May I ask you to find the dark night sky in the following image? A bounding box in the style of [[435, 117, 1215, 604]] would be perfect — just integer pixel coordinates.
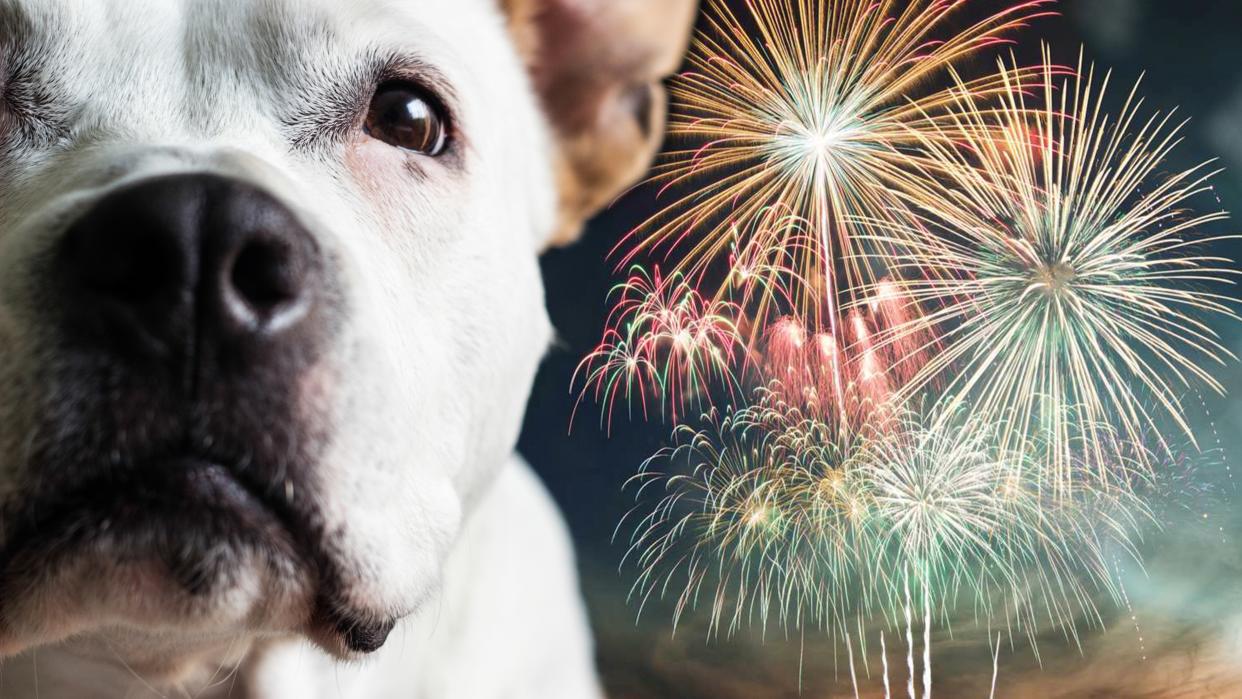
[[518, 2, 1242, 696]]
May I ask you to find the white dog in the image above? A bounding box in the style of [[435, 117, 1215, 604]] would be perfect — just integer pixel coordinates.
[[0, 0, 695, 696]]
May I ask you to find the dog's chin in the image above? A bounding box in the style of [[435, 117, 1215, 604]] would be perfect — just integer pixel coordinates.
[[0, 459, 327, 660]]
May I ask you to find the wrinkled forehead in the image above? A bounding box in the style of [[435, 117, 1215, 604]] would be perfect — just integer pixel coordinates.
[[0, 0, 507, 139]]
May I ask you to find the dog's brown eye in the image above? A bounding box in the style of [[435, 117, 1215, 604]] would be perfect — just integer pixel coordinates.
[[364, 83, 448, 156]]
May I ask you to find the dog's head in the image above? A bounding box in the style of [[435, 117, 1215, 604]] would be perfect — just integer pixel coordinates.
[[0, 0, 693, 678]]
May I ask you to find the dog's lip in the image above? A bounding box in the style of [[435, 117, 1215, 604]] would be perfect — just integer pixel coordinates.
[[0, 457, 308, 574], [0, 456, 401, 656]]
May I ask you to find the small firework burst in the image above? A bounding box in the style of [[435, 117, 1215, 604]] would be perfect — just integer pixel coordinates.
[[861, 52, 1240, 490], [573, 267, 746, 430], [622, 388, 876, 637]]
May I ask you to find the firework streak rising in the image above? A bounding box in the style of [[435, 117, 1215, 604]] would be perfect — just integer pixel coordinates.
[[571, 0, 1240, 692]]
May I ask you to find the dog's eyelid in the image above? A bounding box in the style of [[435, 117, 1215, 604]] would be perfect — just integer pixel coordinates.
[[370, 56, 459, 125]]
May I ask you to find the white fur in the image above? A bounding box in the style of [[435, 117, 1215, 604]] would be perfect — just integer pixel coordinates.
[[0, 0, 599, 695]]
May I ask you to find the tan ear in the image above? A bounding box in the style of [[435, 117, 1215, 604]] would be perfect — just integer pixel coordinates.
[[500, 0, 698, 247]]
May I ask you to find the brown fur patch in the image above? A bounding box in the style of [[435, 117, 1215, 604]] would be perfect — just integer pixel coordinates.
[[500, 0, 698, 247]]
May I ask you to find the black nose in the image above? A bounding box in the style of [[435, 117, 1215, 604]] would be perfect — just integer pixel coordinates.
[[56, 174, 323, 366]]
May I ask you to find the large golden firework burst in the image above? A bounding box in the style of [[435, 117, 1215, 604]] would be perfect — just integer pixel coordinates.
[[619, 0, 1057, 347]]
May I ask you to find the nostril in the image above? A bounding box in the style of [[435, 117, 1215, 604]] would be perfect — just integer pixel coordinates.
[[230, 238, 298, 314]]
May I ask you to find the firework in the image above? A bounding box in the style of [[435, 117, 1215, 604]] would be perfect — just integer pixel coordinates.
[[576, 0, 1242, 690], [861, 52, 1240, 491], [622, 391, 1149, 648], [622, 387, 876, 637], [760, 276, 934, 428], [618, 0, 1057, 348], [862, 407, 1150, 652], [573, 266, 747, 430]]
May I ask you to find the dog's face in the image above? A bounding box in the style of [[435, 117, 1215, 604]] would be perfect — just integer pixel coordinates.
[[0, 0, 693, 679]]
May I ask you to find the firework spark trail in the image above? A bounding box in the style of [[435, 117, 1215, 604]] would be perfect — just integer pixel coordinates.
[[905, 576, 916, 699], [726, 207, 816, 325], [616, 0, 1057, 390], [859, 51, 1241, 491], [881, 630, 892, 699], [846, 631, 861, 699], [923, 578, 932, 699], [863, 408, 1154, 646], [990, 633, 1001, 699]]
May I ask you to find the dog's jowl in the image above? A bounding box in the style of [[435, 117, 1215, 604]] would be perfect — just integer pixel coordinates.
[[0, 0, 694, 697]]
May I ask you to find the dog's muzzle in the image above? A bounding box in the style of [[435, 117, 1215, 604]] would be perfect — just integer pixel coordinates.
[[0, 173, 392, 652]]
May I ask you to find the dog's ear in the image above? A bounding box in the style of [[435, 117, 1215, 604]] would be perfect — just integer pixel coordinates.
[[500, 0, 698, 247]]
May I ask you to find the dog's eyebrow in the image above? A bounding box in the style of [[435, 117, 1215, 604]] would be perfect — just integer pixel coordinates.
[[282, 50, 459, 154], [0, 3, 71, 145], [214, 4, 460, 154]]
